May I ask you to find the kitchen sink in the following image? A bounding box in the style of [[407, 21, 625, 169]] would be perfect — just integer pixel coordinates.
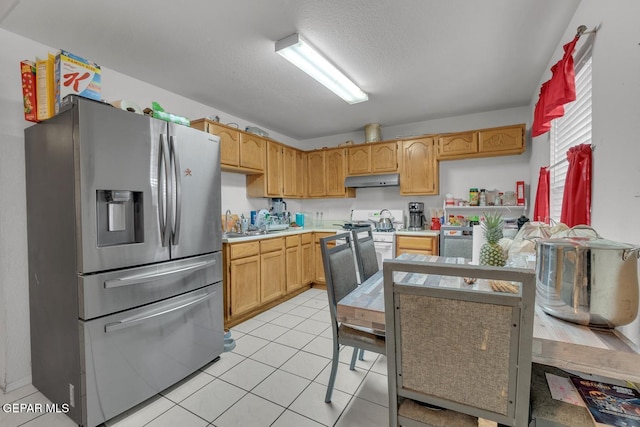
[[222, 230, 268, 239]]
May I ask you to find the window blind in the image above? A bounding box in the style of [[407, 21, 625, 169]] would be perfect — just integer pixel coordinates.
[[549, 55, 592, 222]]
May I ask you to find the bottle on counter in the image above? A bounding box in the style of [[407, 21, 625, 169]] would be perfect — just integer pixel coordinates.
[[479, 189, 486, 206], [469, 188, 479, 206]]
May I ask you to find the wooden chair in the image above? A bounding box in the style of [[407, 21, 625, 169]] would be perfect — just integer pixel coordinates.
[[383, 259, 536, 426], [351, 228, 379, 283], [320, 232, 386, 403]]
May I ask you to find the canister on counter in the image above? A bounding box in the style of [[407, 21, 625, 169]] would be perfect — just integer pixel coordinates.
[[295, 212, 305, 227], [469, 188, 479, 206], [250, 210, 257, 225]]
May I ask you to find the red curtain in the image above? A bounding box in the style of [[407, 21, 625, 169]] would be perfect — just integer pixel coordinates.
[[561, 144, 592, 227], [531, 35, 579, 137], [533, 167, 550, 223]]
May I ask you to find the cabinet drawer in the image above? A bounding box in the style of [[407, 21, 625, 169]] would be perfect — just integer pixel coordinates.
[[260, 237, 284, 253], [397, 236, 434, 250], [301, 233, 312, 245], [285, 235, 300, 248], [314, 232, 335, 244], [229, 242, 259, 259]]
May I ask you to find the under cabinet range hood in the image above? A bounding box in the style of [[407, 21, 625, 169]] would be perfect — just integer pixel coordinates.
[[344, 173, 400, 188]]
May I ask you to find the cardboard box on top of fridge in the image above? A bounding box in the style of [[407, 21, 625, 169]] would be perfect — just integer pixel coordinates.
[[54, 50, 101, 114]]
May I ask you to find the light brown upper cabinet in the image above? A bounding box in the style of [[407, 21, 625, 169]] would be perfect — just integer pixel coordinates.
[[399, 137, 439, 196], [477, 124, 525, 156], [246, 140, 283, 197], [437, 131, 478, 159], [283, 146, 306, 198], [191, 119, 265, 173], [306, 151, 326, 197], [306, 148, 355, 198], [436, 123, 525, 160], [347, 141, 398, 175]]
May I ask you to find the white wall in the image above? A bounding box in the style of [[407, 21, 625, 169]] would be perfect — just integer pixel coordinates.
[[528, 0, 640, 345], [0, 29, 295, 392]]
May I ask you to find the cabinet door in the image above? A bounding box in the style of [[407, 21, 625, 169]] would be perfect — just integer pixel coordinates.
[[371, 142, 398, 173], [347, 145, 371, 175], [478, 124, 525, 155], [438, 132, 478, 159], [229, 255, 260, 317], [209, 122, 240, 167], [266, 141, 283, 196], [283, 146, 297, 197], [260, 249, 285, 303], [314, 242, 326, 284], [307, 151, 326, 197], [295, 150, 307, 197], [192, 120, 240, 168], [301, 242, 314, 285], [396, 236, 438, 256], [239, 133, 265, 171], [400, 138, 439, 195], [285, 245, 301, 292], [325, 148, 347, 197]]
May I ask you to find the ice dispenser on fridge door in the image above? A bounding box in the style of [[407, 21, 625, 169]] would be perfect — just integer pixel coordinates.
[[96, 189, 143, 246]]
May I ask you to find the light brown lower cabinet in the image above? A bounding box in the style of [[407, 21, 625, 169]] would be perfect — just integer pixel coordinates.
[[396, 235, 439, 256], [285, 235, 302, 292], [224, 233, 315, 325], [314, 232, 336, 284], [301, 233, 314, 285]]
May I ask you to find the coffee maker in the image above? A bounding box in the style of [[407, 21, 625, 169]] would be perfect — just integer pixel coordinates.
[[408, 202, 426, 230]]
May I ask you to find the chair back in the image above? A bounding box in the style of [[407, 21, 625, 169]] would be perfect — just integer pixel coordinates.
[[383, 260, 535, 427], [320, 233, 359, 329], [351, 229, 379, 283]]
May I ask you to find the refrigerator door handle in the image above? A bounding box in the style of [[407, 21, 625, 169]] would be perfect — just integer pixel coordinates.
[[104, 290, 214, 333], [169, 135, 182, 245], [158, 134, 172, 247], [103, 259, 216, 289]]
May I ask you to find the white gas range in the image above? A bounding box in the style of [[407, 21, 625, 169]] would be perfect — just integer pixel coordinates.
[[342, 209, 405, 269]]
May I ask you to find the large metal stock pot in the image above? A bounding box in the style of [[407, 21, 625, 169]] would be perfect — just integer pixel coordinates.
[[535, 228, 640, 327]]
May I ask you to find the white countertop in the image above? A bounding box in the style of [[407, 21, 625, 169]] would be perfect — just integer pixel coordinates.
[[222, 227, 341, 243], [223, 227, 440, 243], [395, 230, 440, 237]]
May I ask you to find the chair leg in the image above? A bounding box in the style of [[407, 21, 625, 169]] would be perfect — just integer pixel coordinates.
[[358, 348, 365, 360], [349, 347, 359, 370], [325, 342, 341, 403]]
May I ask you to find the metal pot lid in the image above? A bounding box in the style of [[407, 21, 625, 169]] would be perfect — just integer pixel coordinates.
[[540, 236, 636, 250]]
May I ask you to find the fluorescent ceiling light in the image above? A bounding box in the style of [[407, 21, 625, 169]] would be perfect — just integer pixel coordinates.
[[275, 33, 368, 104]]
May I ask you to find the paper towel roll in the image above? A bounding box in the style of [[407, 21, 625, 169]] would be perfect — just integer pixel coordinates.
[[111, 99, 143, 114], [471, 225, 486, 265]]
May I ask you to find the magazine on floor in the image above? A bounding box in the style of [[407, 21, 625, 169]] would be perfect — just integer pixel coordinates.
[[570, 376, 640, 426]]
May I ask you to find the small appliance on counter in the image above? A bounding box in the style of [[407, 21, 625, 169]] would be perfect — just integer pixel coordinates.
[[408, 201, 427, 230], [269, 198, 290, 226]]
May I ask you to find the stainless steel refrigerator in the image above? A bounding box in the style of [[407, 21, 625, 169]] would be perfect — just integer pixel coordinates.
[[25, 96, 223, 427]]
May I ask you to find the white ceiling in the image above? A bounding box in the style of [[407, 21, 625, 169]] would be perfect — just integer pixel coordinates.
[[1, 0, 581, 140]]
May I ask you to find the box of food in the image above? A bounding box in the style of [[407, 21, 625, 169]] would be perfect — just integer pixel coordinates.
[[20, 60, 38, 122], [54, 50, 101, 114]]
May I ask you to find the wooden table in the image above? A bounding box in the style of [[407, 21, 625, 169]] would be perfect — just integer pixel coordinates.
[[337, 253, 640, 384]]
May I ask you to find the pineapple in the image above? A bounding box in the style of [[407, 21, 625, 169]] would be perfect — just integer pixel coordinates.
[[479, 212, 506, 267]]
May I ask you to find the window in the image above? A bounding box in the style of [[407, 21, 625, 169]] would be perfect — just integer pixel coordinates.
[[549, 45, 592, 223]]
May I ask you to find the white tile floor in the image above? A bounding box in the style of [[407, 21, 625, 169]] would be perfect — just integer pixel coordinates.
[[0, 288, 391, 427]]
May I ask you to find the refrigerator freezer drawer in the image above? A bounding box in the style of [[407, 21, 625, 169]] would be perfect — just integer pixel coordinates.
[[78, 252, 222, 320], [80, 283, 223, 427]]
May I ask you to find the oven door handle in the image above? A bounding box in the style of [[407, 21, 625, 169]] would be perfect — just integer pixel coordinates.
[[104, 290, 213, 333]]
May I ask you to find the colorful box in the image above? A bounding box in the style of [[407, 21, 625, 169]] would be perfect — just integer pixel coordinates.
[[54, 50, 101, 114], [20, 60, 38, 122], [516, 181, 525, 206]]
